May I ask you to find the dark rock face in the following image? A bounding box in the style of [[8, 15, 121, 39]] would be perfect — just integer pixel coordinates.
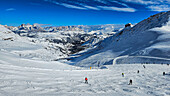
[[125, 23, 132, 27]]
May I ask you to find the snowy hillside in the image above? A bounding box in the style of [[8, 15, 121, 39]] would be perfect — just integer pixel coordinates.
[[2, 23, 123, 61], [0, 47, 170, 96], [0, 51, 170, 95], [0, 25, 68, 61], [71, 11, 170, 67]]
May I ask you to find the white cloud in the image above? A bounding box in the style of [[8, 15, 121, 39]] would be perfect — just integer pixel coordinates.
[[122, 0, 170, 12], [110, 1, 129, 7], [60, 3, 87, 10], [44, 0, 87, 10], [44, 0, 170, 12], [33, 23, 51, 27], [83, 5, 100, 10], [94, 0, 108, 4], [123, 0, 158, 5], [5, 8, 16, 11], [44, 0, 136, 12], [98, 6, 136, 12], [147, 5, 170, 12]]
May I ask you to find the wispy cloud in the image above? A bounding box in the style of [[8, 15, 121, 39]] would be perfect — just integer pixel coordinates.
[[110, 1, 129, 7], [122, 0, 170, 12], [147, 5, 170, 12], [60, 3, 87, 10], [83, 5, 100, 10], [44, 0, 170, 12], [98, 6, 136, 12], [5, 8, 16, 11], [34, 23, 51, 27], [123, 0, 158, 5]]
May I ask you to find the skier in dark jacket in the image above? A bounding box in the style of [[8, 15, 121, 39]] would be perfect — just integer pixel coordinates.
[[129, 79, 132, 85]]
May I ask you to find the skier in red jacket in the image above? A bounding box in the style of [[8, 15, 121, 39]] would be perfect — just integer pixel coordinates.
[[85, 77, 88, 84]]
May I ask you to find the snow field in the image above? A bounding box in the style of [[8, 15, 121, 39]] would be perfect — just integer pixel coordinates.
[[0, 61, 169, 96]]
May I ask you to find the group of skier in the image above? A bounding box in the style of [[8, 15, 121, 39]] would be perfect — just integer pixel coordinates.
[[84, 64, 169, 85]]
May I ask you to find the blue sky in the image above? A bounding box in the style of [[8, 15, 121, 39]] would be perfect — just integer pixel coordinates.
[[0, 0, 169, 26]]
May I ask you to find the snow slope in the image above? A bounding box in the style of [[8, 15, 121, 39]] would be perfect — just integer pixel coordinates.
[[3, 23, 123, 61], [0, 51, 81, 70], [0, 44, 169, 95], [0, 25, 68, 61], [0, 52, 170, 96], [0, 42, 169, 95], [71, 11, 170, 67]]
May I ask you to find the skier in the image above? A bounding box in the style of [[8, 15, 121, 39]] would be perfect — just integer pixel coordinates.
[[85, 77, 88, 84], [163, 72, 165, 76], [122, 73, 124, 77], [98, 62, 100, 68], [143, 65, 146, 68], [129, 79, 132, 85]]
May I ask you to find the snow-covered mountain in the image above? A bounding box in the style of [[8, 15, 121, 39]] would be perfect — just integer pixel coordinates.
[[0, 25, 69, 61], [6, 24, 123, 33], [1, 23, 123, 61], [71, 11, 170, 67]]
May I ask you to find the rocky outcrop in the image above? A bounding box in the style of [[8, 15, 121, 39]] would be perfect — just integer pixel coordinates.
[[125, 23, 132, 27]]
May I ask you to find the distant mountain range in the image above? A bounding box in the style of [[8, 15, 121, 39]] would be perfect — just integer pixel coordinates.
[[5, 24, 123, 33]]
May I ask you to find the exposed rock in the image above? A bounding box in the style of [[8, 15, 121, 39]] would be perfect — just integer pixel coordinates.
[[125, 23, 132, 28]]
